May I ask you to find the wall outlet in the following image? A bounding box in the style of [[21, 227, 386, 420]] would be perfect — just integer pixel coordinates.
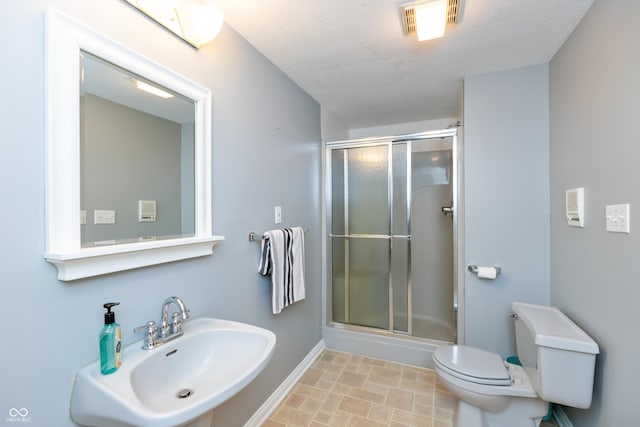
[[605, 204, 630, 233]]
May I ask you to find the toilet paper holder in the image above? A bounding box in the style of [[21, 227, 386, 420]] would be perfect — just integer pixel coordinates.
[[467, 265, 501, 278]]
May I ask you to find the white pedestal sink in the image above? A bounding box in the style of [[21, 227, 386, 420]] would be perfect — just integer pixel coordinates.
[[70, 318, 276, 427]]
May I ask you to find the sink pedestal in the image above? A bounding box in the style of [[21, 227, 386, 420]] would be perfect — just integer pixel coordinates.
[[184, 410, 213, 427]]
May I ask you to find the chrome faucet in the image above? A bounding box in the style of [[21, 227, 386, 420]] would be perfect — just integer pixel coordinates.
[[160, 296, 190, 338], [134, 296, 191, 350]]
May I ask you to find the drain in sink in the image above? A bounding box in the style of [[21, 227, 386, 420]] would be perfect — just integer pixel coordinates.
[[176, 388, 194, 399]]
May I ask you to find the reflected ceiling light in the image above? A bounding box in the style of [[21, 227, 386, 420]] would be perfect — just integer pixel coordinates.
[[125, 0, 224, 48], [134, 80, 175, 98], [401, 0, 460, 42]]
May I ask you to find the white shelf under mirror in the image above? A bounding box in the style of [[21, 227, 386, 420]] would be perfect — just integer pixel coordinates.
[[44, 8, 223, 281]]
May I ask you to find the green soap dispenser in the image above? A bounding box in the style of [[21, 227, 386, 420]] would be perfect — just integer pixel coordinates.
[[100, 302, 122, 375]]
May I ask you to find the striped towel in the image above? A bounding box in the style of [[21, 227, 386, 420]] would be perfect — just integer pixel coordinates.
[[258, 227, 306, 314]]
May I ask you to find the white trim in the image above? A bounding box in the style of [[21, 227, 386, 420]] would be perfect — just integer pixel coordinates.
[[244, 340, 326, 427], [44, 8, 222, 280], [553, 406, 575, 427], [46, 237, 223, 281]]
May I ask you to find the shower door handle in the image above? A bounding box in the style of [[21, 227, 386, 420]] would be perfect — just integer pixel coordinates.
[[441, 205, 454, 215]]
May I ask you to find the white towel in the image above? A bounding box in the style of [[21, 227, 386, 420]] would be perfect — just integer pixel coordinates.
[[258, 227, 306, 314]]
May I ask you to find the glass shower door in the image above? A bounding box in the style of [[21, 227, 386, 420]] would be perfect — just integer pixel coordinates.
[[410, 138, 455, 341], [331, 145, 390, 330], [330, 143, 412, 332]]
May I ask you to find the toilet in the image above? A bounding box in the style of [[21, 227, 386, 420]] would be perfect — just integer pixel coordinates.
[[433, 302, 599, 427]]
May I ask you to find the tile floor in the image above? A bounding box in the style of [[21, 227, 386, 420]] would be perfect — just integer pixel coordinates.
[[263, 350, 456, 427], [263, 349, 558, 427]]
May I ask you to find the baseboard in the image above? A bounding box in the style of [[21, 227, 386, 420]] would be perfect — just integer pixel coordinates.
[[244, 339, 326, 427], [553, 406, 575, 427]]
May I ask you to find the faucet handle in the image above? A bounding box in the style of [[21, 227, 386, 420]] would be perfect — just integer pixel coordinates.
[[171, 312, 183, 334], [134, 321, 157, 349]]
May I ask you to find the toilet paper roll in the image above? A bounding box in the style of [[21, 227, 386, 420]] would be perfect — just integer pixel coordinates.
[[476, 266, 498, 280]]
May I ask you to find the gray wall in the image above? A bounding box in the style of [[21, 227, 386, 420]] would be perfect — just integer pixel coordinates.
[[1, 1, 321, 426], [81, 94, 185, 244], [463, 64, 550, 356], [550, 0, 639, 424]]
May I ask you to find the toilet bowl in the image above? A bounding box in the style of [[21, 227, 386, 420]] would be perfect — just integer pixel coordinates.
[[433, 302, 599, 427], [434, 345, 548, 427]]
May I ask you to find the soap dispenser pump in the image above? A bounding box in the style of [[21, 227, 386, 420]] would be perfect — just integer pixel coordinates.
[[100, 302, 122, 375]]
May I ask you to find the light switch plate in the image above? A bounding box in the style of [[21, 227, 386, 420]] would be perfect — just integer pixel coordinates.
[[275, 206, 282, 224], [605, 204, 630, 233]]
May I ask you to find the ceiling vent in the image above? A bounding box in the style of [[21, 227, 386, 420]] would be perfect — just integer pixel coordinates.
[[401, 0, 460, 36]]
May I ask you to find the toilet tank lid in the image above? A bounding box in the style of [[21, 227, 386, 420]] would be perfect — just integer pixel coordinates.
[[512, 302, 599, 354]]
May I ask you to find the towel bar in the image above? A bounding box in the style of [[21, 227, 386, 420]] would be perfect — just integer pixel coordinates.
[[248, 228, 308, 241]]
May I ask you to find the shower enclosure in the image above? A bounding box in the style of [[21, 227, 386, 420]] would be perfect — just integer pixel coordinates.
[[326, 129, 458, 344]]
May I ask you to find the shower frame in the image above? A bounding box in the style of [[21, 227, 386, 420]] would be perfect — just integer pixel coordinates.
[[324, 128, 463, 345]]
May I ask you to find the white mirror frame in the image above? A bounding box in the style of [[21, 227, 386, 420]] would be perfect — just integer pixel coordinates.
[[44, 8, 223, 281]]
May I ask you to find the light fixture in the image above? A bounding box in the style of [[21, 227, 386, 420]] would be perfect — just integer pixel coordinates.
[[176, 0, 225, 47], [134, 80, 175, 98], [415, 0, 447, 41], [124, 0, 224, 48], [401, 0, 460, 42]]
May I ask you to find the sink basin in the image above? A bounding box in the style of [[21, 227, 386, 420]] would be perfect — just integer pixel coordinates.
[[70, 318, 276, 427]]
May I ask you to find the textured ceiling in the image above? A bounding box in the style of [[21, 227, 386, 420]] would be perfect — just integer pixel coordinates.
[[210, 0, 594, 129]]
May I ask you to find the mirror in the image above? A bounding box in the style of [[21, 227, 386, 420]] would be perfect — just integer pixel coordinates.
[[80, 52, 196, 247], [45, 8, 223, 281]]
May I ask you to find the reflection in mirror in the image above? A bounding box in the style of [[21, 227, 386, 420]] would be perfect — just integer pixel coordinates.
[[79, 52, 195, 247]]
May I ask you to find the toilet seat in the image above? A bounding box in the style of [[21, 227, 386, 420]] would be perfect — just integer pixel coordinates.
[[433, 345, 512, 386]]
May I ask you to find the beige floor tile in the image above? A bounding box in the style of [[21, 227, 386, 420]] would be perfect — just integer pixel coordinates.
[[368, 367, 402, 387], [349, 387, 386, 404], [434, 390, 457, 411], [295, 384, 330, 401], [263, 350, 461, 427], [368, 403, 394, 423], [320, 392, 342, 413], [313, 411, 333, 425], [300, 397, 323, 414], [392, 408, 434, 427], [331, 382, 351, 395], [413, 401, 435, 418], [385, 388, 414, 411], [283, 393, 305, 409], [433, 407, 455, 423], [336, 371, 367, 388], [362, 356, 386, 367], [349, 414, 388, 427], [362, 380, 390, 396], [338, 396, 371, 417], [433, 419, 454, 427], [271, 406, 314, 426], [315, 379, 335, 390], [299, 368, 324, 387], [328, 410, 351, 427]]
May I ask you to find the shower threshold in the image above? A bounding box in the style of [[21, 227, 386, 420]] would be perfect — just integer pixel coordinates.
[[323, 322, 452, 369]]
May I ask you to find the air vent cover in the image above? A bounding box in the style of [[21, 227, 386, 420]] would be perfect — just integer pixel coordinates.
[[401, 0, 460, 35]]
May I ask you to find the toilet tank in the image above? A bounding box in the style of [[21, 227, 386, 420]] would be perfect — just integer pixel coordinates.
[[512, 302, 599, 409]]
